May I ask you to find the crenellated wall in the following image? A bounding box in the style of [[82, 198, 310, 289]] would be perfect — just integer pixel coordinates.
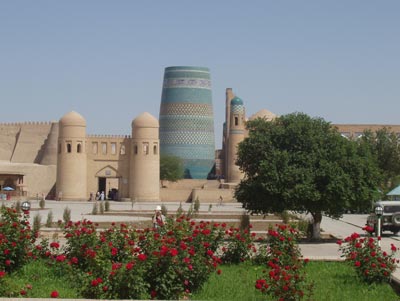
[[0, 121, 54, 163]]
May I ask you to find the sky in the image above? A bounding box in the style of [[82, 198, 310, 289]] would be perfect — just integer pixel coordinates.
[[1, 1, 399, 148]]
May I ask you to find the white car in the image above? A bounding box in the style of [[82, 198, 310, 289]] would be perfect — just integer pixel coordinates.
[[366, 201, 400, 235]]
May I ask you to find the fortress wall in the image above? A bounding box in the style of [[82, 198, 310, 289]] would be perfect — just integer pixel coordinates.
[[333, 124, 400, 138], [0, 162, 56, 198], [0, 122, 53, 163], [191, 188, 235, 203]]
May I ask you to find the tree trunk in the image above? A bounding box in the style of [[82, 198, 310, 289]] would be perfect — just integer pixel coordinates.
[[311, 211, 322, 240]]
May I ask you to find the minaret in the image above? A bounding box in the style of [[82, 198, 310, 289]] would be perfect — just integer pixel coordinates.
[[129, 112, 160, 201], [227, 96, 245, 183], [56, 111, 87, 200], [223, 88, 235, 178]]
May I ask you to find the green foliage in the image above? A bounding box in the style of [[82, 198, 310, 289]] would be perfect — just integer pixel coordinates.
[[14, 200, 21, 213], [235, 113, 381, 239], [104, 200, 110, 212], [99, 202, 104, 214], [194, 197, 200, 215], [254, 224, 313, 300], [0, 207, 36, 272], [32, 213, 41, 235], [63, 207, 71, 223], [176, 202, 184, 217], [220, 226, 254, 264], [208, 204, 212, 212], [359, 128, 400, 195], [161, 203, 168, 216], [160, 154, 184, 185], [239, 212, 250, 232], [45, 210, 53, 227], [338, 230, 397, 283], [39, 198, 45, 209], [91, 203, 98, 215]]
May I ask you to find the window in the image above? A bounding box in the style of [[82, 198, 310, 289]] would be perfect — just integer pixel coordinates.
[[77, 142, 82, 153], [111, 143, 116, 155], [102, 142, 107, 155], [234, 116, 239, 126], [134, 144, 138, 155], [143, 143, 149, 155], [92, 142, 98, 154], [120, 143, 126, 155], [67, 142, 72, 153], [153, 143, 158, 155]]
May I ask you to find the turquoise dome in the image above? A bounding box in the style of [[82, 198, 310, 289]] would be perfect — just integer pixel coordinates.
[[230, 97, 243, 106]]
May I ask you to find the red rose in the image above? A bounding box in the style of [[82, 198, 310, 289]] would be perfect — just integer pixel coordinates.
[[170, 248, 179, 257], [50, 290, 59, 298], [138, 254, 147, 261]]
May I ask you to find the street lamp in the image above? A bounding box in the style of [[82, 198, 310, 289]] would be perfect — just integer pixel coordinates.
[[375, 205, 383, 245], [21, 201, 31, 213]]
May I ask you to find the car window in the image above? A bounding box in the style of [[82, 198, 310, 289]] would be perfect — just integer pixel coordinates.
[[383, 206, 400, 213]]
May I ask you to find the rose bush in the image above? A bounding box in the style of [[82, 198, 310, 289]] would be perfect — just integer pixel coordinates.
[[254, 224, 313, 301], [0, 207, 35, 272], [338, 229, 397, 283], [60, 216, 225, 300]]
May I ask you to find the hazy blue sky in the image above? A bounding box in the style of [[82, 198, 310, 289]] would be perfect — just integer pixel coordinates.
[[1, 1, 399, 148]]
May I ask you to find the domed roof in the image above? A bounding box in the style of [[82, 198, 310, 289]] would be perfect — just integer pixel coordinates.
[[59, 111, 86, 126], [230, 96, 243, 106], [132, 112, 159, 128], [249, 109, 277, 121]]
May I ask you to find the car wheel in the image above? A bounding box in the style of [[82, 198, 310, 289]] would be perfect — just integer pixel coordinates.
[[392, 213, 400, 225]]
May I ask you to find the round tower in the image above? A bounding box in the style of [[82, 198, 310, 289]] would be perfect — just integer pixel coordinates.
[[56, 111, 87, 200], [129, 112, 160, 201], [159, 66, 215, 179], [227, 96, 245, 183]]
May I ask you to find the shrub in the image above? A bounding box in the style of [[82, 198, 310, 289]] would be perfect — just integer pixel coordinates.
[[99, 202, 104, 215], [45, 211, 53, 227], [91, 203, 98, 215], [14, 201, 21, 213], [161, 204, 168, 216], [254, 224, 313, 300], [194, 197, 200, 215], [220, 226, 255, 264], [32, 213, 41, 235], [338, 229, 397, 283], [104, 200, 110, 212], [176, 202, 184, 217], [0, 207, 36, 272], [39, 198, 45, 209], [63, 207, 71, 223], [239, 212, 250, 232]]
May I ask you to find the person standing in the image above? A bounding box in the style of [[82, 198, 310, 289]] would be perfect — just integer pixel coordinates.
[[152, 205, 166, 229], [100, 191, 105, 201]]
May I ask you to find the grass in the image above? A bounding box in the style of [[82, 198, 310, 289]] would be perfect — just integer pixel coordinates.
[[2, 259, 81, 298], [2, 260, 399, 300], [192, 261, 399, 301]]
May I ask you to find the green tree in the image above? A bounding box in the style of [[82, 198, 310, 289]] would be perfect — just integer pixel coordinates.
[[359, 128, 400, 194], [235, 113, 380, 239], [160, 155, 184, 187]]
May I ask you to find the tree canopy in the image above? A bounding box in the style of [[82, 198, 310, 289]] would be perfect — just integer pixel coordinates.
[[359, 128, 400, 194], [235, 113, 381, 239], [160, 155, 184, 186]]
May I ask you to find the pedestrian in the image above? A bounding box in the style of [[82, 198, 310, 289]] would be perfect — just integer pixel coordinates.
[[100, 191, 105, 201], [152, 205, 166, 229]]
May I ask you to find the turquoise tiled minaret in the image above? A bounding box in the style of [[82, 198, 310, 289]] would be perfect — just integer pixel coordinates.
[[159, 66, 215, 179]]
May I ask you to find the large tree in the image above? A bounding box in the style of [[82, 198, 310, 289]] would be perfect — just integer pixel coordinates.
[[359, 128, 400, 194], [235, 113, 381, 239], [160, 155, 184, 187]]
